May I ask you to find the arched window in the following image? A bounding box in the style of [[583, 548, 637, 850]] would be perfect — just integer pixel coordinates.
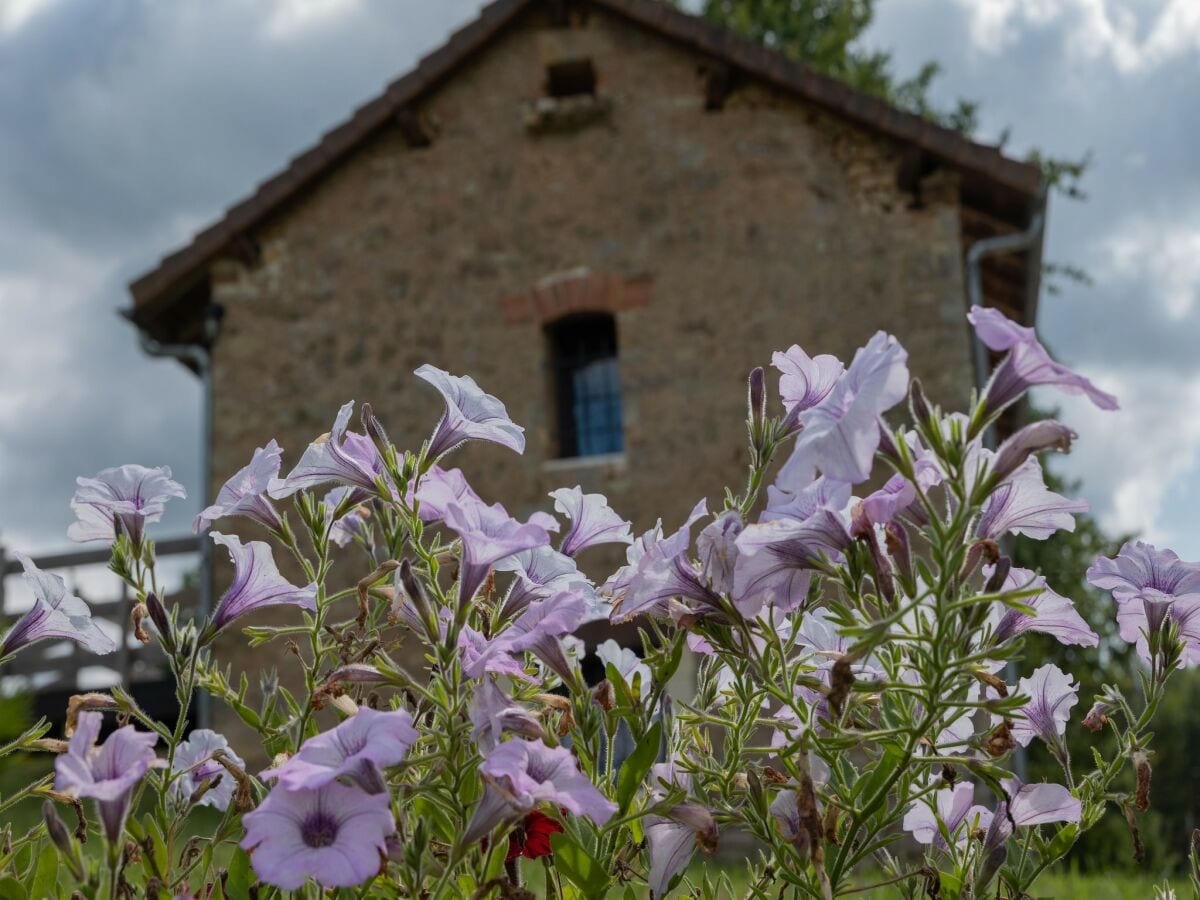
[[547, 313, 624, 458]]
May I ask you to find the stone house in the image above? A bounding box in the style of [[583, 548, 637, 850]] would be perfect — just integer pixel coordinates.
[[125, 0, 1045, 729]]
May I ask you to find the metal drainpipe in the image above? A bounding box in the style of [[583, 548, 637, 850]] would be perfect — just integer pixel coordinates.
[[964, 208, 1045, 782], [137, 306, 221, 728]]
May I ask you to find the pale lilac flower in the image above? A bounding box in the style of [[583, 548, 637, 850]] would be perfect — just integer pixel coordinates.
[[696, 510, 743, 593], [607, 500, 719, 623], [987, 566, 1098, 648], [595, 638, 650, 687], [763, 471, 852, 525], [459, 625, 534, 681], [549, 486, 632, 557], [68, 464, 186, 545], [977, 458, 1088, 541], [980, 778, 1081, 883], [772, 345, 844, 423], [969, 306, 1119, 413], [412, 466, 481, 522], [171, 729, 244, 812], [903, 782, 992, 848], [1115, 591, 1200, 665], [241, 780, 395, 890], [733, 511, 850, 616], [1012, 663, 1078, 750], [268, 401, 384, 499], [791, 331, 909, 483], [322, 487, 372, 548], [444, 498, 550, 606], [205, 533, 317, 639], [55, 712, 160, 844], [1089, 542, 1200, 661], [463, 739, 616, 845], [194, 441, 283, 534], [463, 591, 589, 681], [1086, 541, 1200, 603], [416, 364, 525, 459], [644, 762, 716, 897], [1, 554, 117, 658], [261, 708, 418, 793], [469, 678, 545, 751], [495, 546, 584, 619]]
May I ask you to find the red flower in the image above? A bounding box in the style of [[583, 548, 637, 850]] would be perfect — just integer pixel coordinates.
[[506, 810, 564, 862]]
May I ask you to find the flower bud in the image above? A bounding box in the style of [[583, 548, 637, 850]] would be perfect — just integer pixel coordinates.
[[43, 800, 84, 881], [909, 379, 933, 425], [360, 402, 391, 457], [983, 556, 1012, 594], [992, 420, 1075, 482], [129, 602, 150, 644], [747, 366, 766, 434], [145, 592, 174, 653], [960, 539, 1001, 582]]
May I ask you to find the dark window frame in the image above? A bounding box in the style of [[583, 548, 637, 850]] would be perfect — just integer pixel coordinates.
[[546, 313, 624, 459]]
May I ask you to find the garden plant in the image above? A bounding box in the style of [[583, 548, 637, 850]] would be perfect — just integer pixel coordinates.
[[0, 305, 1195, 899]]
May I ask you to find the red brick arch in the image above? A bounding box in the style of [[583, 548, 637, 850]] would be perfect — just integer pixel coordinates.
[[498, 268, 653, 325]]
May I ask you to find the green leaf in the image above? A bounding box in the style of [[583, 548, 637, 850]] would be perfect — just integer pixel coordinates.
[[29, 843, 57, 900], [0, 877, 27, 900], [225, 847, 253, 898], [550, 831, 610, 899], [1043, 823, 1079, 862], [617, 721, 662, 814], [852, 743, 904, 803]]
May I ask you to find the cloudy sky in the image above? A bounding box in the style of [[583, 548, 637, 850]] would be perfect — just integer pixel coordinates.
[[1, 0, 1197, 570]]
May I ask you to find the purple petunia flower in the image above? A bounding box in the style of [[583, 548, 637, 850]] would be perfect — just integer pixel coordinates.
[[171, 729, 244, 812], [444, 498, 550, 607], [1087, 541, 1200, 602], [463, 739, 616, 845], [55, 711, 160, 844], [987, 566, 1098, 648], [607, 501, 723, 623], [241, 780, 395, 890], [261, 708, 418, 793], [696, 510, 744, 594], [790, 331, 909, 483], [1011, 663, 1078, 750], [645, 762, 717, 897], [903, 782, 993, 848], [322, 487, 372, 548], [733, 511, 850, 616], [469, 678, 545, 751], [549, 486, 633, 557], [969, 306, 1119, 413], [204, 533, 317, 639], [1, 554, 117, 658], [595, 638, 651, 687], [268, 402, 384, 499], [463, 590, 589, 682], [991, 420, 1076, 484], [1088, 542, 1200, 664], [772, 345, 844, 425], [979, 778, 1081, 884], [411, 466, 481, 523], [495, 545, 585, 619], [69, 464, 186, 545], [194, 441, 283, 534], [416, 365, 526, 459], [977, 457, 1088, 541]]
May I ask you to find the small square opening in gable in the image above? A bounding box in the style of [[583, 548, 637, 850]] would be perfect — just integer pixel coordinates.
[[545, 58, 596, 97]]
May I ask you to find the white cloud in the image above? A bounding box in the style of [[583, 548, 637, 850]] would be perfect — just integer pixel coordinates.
[[955, 0, 1200, 73], [1049, 367, 1200, 551], [1103, 214, 1200, 320], [260, 0, 363, 42], [0, 0, 57, 35]]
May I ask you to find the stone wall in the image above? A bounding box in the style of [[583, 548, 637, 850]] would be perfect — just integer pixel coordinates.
[[204, 5, 971, 739]]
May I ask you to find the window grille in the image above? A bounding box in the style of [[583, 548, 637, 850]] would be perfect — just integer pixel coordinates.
[[547, 314, 624, 458]]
